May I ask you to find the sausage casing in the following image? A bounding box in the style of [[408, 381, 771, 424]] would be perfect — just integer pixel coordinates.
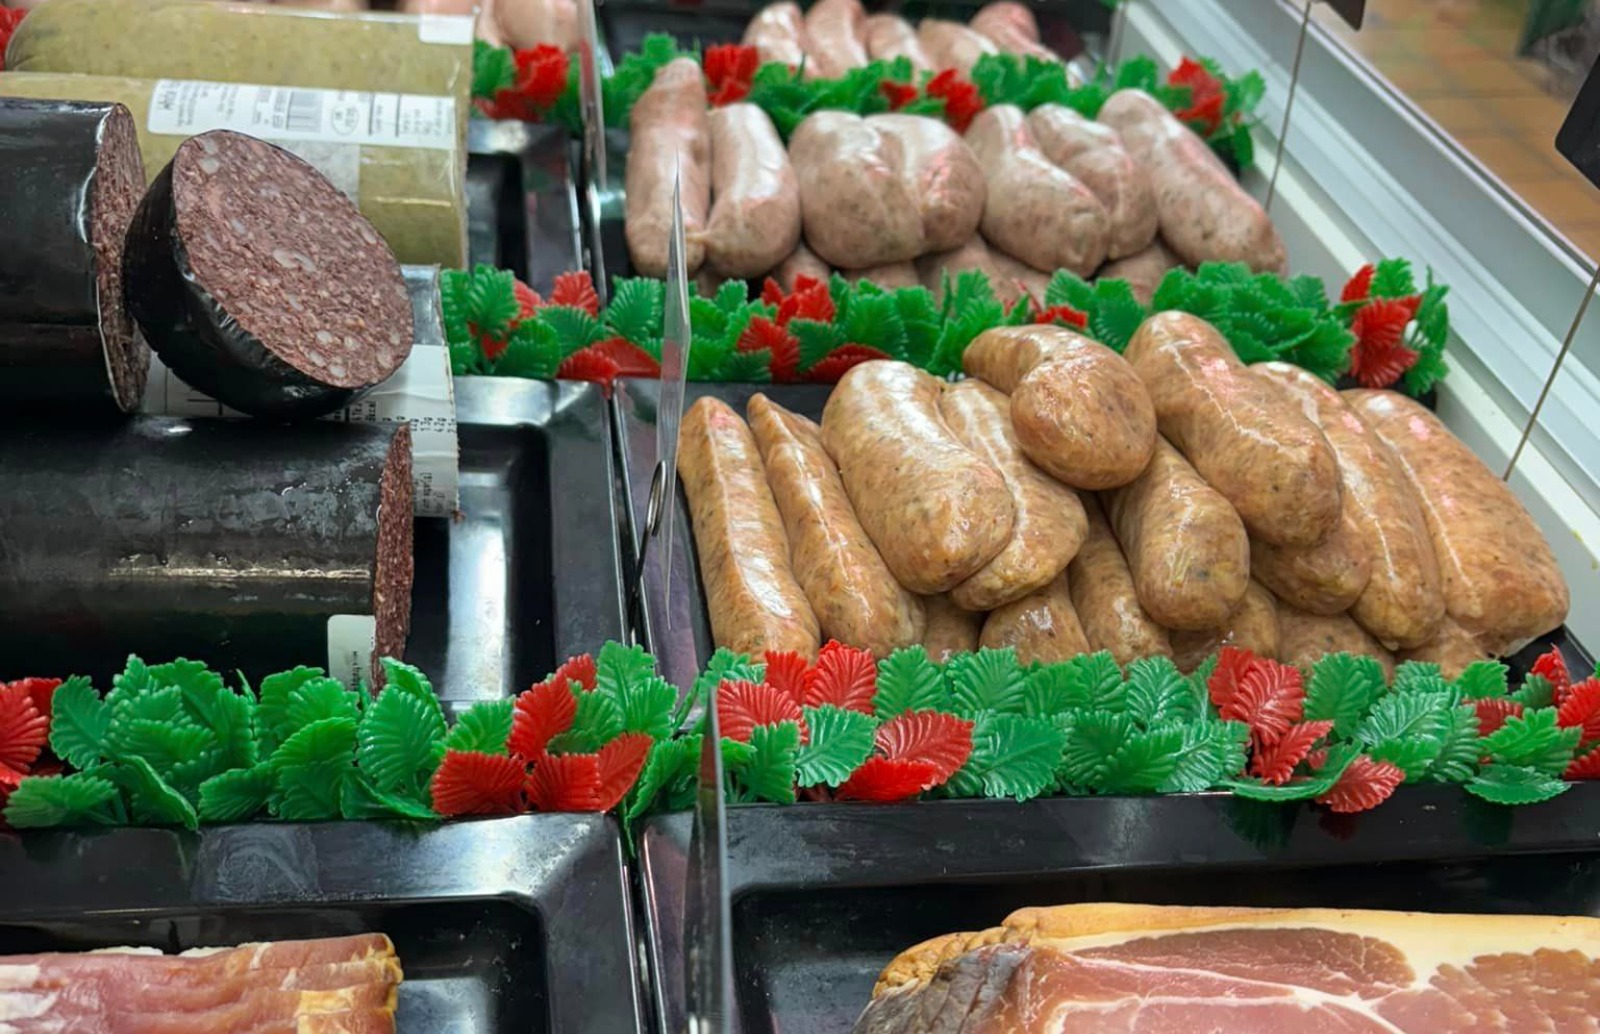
[[748, 393, 925, 657], [1097, 238, 1181, 306], [1345, 389, 1569, 654], [962, 325, 1156, 490], [742, 2, 809, 70], [1396, 615, 1489, 680], [864, 14, 934, 73], [698, 104, 801, 279], [1026, 104, 1158, 260], [1124, 311, 1341, 548], [678, 396, 820, 659], [844, 262, 920, 290], [1104, 436, 1251, 631], [771, 241, 831, 291], [822, 360, 1015, 594], [970, 1, 1063, 62], [1170, 579, 1280, 674], [870, 113, 987, 253], [1277, 602, 1396, 680], [965, 105, 1110, 276], [625, 58, 710, 277], [980, 572, 1092, 664], [917, 18, 999, 74], [802, 0, 869, 78], [921, 594, 983, 663], [941, 380, 1088, 610], [1068, 495, 1173, 666], [791, 111, 923, 268]]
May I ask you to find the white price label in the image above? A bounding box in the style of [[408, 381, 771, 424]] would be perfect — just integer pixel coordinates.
[[148, 79, 456, 151], [327, 614, 379, 691], [417, 13, 475, 45]]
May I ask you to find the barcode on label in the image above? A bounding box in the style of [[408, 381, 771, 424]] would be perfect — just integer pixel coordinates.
[[281, 90, 326, 135]]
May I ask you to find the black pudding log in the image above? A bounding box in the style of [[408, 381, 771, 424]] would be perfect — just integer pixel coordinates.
[[123, 129, 414, 421], [0, 418, 414, 688], [0, 98, 149, 415]]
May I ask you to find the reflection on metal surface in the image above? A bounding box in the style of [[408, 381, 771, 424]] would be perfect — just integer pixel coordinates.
[[1504, 262, 1600, 479], [1264, 0, 1314, 214], [467, 119, 583, 291]]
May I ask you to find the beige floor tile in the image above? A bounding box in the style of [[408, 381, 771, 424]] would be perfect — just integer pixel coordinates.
[[1376, 58, 1463, 97], [1454, 133, 1561, 181], [1444, 58, 1548, 96], [1514, 176, 1600, 222], [1419, 96, 1501, 135]]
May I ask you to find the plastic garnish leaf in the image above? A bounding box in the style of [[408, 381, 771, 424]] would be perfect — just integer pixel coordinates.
[[1315, 754, 1405, 814], [837, 757, 940, 802], [1123, 656, 1194, 727], [795, 706, 876, 788], [874, 647, 948, 719], [1565, 744, 1600, 780], [1223, 659, 1307, 748], [950, 713, 1065, 801], [551, 653, 600, 693], [1100, 725, 1186, 794], [107, 720, 216, 776], [4, 773, 120, 828], [718, 679, 805, 744], [1207, 646, 1256, 710], [430, 750, 526, 817], [106, 655, 154, 709], [693, 650, 765, 709], [624, 737, 701, 823], [596, 733, 654, 811], [110, 756, 198, 830], [1223, 742, 1359, 801], [1512, 674, 1556, 710], [1475, 697, 1524, 737], [445, 698, 515, 755], [0, 681, 48, 774], [807, 344, 891, 384], [606, 277, 666, 351], [527, 753, 603, 811], [1392, 661, 1448, 694], [946, 648, 1028, 717], [1556, 678, 1600, 743], [1424, 705, 1483, 784], [731, 722, 801, 804], [1465, 763, 1571, 806], [255, 666, 326, 755], [198, 764, 275, 823], [272, 760, 353, 822], [549, 271, 600, 316], [1158, 720, 1251, 793], [1057, 711, 1135, 789], [1480, 708, 1581, 776], [1531, 648, 1572, 699], [875, 711, 973, 784], [285, 677, 360, 731], [509, 678, 577, 761], [1454, 660, 1510, 700], [340, 773, 439, 821], [1249, 720, 1333, 785], [549, 689, 625, 753], [1356, 691, 1450, 779], [1303, 653, 1386, 739], [357, 683, 447, 800], [273, 716, 357, 768], [804, 641, 878, 714], [610, 674, 677, 741], [762, 651, 809, 707]]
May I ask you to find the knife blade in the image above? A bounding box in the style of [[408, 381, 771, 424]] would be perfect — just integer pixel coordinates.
[[683, 660, 732, 1034], [577, 0, 609, 306], [655, 161, 692, 630]]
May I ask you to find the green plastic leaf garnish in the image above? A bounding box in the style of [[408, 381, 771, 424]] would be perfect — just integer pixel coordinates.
[[1480, 708, 1580, 776], [444, 698, 515, 754], [1465, 763, 1571, 805], [198, 764, 276, 823], [1303, 653, 1386, 739], [1158, 720, 1251, 793], [4, 773, 121, 828], [1454, 660, 1509, 700], [949, 713, 1065, 801], [946, 648, 1027, 716], [341, 773, 440, 821], [1123, 656, 1194, 727], [733, 722, 801, 804], [108, 756, 198, 830], [357, 688, 447, 800], [796, 706, 876, 788], [49, 676, 109, 769], [874, 647, 948, 719]]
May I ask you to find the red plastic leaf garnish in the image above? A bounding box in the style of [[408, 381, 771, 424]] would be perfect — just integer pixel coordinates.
[[1533, 648, 1573, 702], [1341, 264, 1375, 303], [1249, 720, 1333, 785], [777, 276, 835, 326], [808, 344, 890, 383], [0, 684, 48, 775], [836, 756, 941, 802], [1474, 697, 1524, 738], [1306, 747, 1330, 770], [526, 752, 603, 811], [718, 679, 806, 743], [513, 279, 543, 320], [587, 337, 663, 379], [880, 78, 920, 110], [1556, 677, 1600, 744], [1032, 303, 1089, 330], [1176, 92, 1225, 136], [762, 651, 809, 707], [596, 733, 655, 811], [737, 316, 801, 383], [508, 678, 578, 761], [1565, 744, 1600, 780], [0, 763, 23, 793], [1168, 56, 1226, 135], [550, 654, 598, 692], [760, 277, 786, 308], [6, 678, 61, 720], [557, 346, 623, 390], [477, 326, 510, 362], [1207, 646, 1258, 711], [924, 69, 983, 132], [430, 750, 527, 817], [804, 641, 878, 714], [1316, 754, 1405, 814], [875, 711, 974, 784], [549, 271, 600, 316], [704, 43, 761, 105], [0, 9, 26, 72], [513, 44, 571, 110], [1220, 659, 1306, 748], [1348, 297, 1421, 389]]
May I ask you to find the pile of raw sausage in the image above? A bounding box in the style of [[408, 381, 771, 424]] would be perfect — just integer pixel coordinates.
[[679, 316, 1570, 680], [625, 27, 1285, 308]]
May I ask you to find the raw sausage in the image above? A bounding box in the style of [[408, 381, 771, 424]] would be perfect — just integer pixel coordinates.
[[980, 572, 1092, 664], [821, 360, 1015, 594], [1255, 363, 1443, 645], [697, 104, 801, 278], [1397, 615, 1488, 680], [917, 18, 999, 74], [493, 0, 580, 51], [1278, 603, 1396, 680], [625, 58, 711, 277], [803, 0, 869, 79], [748, 393, 925, 658], [986, 242, 1054, 304], [791, 111, 924, 268], [1170, 579, 1280, 674], [771, 241, 832, 291], [1067, 495, 1173, 666], [870, 113, 987, 253], [922, 594, 983, 663], [1097, 238, 1181, 306], [965, 105, 1110, 276], [679, 396, 821, 660], [865, 14, 934, 73], [1124, 312, 1341, 548], [916, 237, 1043, 308], [941, 380, 1088, 610], [1026, 104, 1158, 260], [962, 325, 1156, 490], [845, 262, 920, 290], [1104, 437, 1251, 631], [970, 1, 1063, 63], [1099, 88, 1287, 274], [742, 2, 809, 70], [1345, 389, 1569, 655]]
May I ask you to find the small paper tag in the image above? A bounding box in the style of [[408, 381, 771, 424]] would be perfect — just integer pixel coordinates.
[[417, 13, 475, 45], [327, 614, 378, 691], [148, 79, 456, 151]]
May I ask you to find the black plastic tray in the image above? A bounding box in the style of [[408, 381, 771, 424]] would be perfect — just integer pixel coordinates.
[[639, 793, 1600, 1034], [468, 120, 584, 293], [0, 814, 645, 1033], [411, 377, 626, 714]]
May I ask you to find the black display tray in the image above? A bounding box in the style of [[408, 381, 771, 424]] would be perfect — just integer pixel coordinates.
[[640, 792, 1600, 1034], [467, 119, 584, 292], [411, 377, 626, 715], [0, 814, 644, 1034]]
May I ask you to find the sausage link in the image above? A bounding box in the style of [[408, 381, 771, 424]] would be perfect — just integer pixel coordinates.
[[970, 1, 1063, 63], [1170, 579, 1280, 674], [1098, 88, 1286, 274], [1125, 311, 1341, 547], [964, 105, 1109, 276], [697, 104, 801, 279], [980, 572, 1092, 664], [821, 360, 1015, 593], [844, 262, 920, 290], [941, 380, 1088, 610], [1345, 389, 1569, 655], [1277, 603, 1396, 680], [870, 113, 987, 253], [986, 241, 1054, 304], [1026, 104, 1158, 260], [624, 59, 710, 277], [1104, 436, 1251, 631], [865, 14, 934, 73], [962, 325, 1156, 490], [742, 2, 809, 70], [803, 0, 869, 78], [771, 240, 831, 291], [1254, 363, 1442, 645], [748, 393, 925, 657], [791, 111, 923, 268], [1396, 615, 1489, 680], [1097, 238, 1180, 306], [1068, 495, 1173, 666], [918, 18, 1000, 74], [922, 593, 983, 663], [678, 396, 820, 659]]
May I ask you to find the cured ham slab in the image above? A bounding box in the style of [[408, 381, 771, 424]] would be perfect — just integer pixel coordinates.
[[855, 903, 1600, 1033], [0, 933, 400, 1033]]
